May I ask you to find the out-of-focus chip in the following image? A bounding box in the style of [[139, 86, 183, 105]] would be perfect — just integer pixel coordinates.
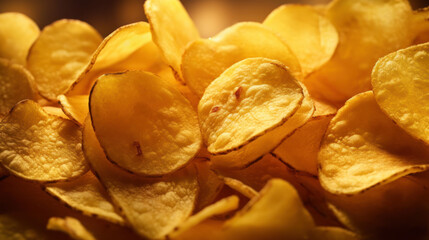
[[47, 217, 95, 240], [82, 117, 199, 239], [220, 177, 258, 199], [144, 0, 200, 81], [27, 19, 101, 100], [263, 4, 338, 76], [0, 100, 88, 182], [58, 95, 88, 125], [309, 227, 359, 240], [372, 42, 429, 145], [319, 91, 429, 195], [195, 160, 224, 210], [44, 171, 124, 225], [199, 58, 306, 169], [0, 58, 37, 117], [304, 0, 414, 104], [182, 22, 301, 97], [90, 71, 201, 176], [0, 12, 39, 65], [412, 8, 429, 44]]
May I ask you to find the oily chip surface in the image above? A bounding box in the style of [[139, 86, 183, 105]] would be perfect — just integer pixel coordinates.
[[90, 71, 201, 176], [0, 100, 88, 182], [319, 91, 429, 195], [372, 42, 429, 144]]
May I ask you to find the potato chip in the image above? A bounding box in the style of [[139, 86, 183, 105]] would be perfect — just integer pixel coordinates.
[[42, 106, 69, 119], [47, 217, 96, 240], [263, 4, 339, 76], [169, 195, 239, 239], [0, 100, 88, 182], [90, 71, 201, 176], [0, 12, 39, 65], [412, 8, 429, 44], [82, 117, 199, 239], [44, 171, 125, 225], [195, 160, 224, 210], [220, 177, 258, 199], [58, 95, 88, 125], [319, 91, 429, 195], [172, 219, 224, 240], [144, 0, 200, 81], [372, 42, 429, 145], [309, 227, 359, 240], [182, 22, 302, 97], [0, 58, 37, 116], [304, 0, 414, 104]]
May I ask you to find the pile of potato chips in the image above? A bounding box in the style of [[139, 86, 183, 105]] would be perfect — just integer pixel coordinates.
[[0, 0, 428, 239]]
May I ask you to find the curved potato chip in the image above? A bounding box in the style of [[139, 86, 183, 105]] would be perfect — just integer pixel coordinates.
[[319, 91, 429, 195], [0, 12, 39, 65], [27, 19, 102, 100], [47, 217, 96, 240], [303, 0, 414, 104], [220, 177, 258, 199], [42, 106, 69, 119], [90, 71, 201, 176], [58, 95, 89, 125], [195, 160, 224, 210], [82, 117, 199, 239], [263, 4, 339, 76], [0, 100, 88, 182], [144, 0, 200, 81], [0, 58, 37, 116], [44, 171, 124, 225], [372, 42, 429, 145], [309, 227, 359, 240], [182, 22, 301, 97]]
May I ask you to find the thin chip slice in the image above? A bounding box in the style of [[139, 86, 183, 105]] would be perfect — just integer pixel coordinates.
[[83, 117, 199, 239], [372, 42, 429, 144], [0, 58, 37, 116], [47, 217, 95, 240], [44, 171, 125, 225], [309, 227, 359, 240], [220, 177, 258, 199], [58, 95, 89, 125], [90, 71, 201, 176], [319, 91, 429, 195], [42, 106, 69, 119], [195, 160, 224, 211], [182, 22, 301, 97], [27, 19, 102, 100], [263, 4, 339, 76], [169, 195, 239, 239], [0, 12, 39, 65], [221, 179, 315, 239], [0, 100, 88, 182], [144, 0, 200, 81]]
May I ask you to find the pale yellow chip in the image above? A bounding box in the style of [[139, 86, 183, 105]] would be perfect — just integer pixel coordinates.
[[58, 94, 89, 125], [263, 4, 339, 76], [182, 22, 302, 97], [82, 117, 199, 239], [90, 71, 201, 176], [44, 171, 125, 225], [304, 0, 414, 104], [319, 91, 429, 195], [144, 0, 200, 81], [47, 217, 96, 240], [220, 177, 258, 199], [0, 12, 39, 65], [42, 106, 69, 119], [0, 58, 37, 116], [372, 42, 429, 145], [27, 19, 102, 100], [0, 100, 88, 182], [195, 160, 224, 211], [199, 58, 305, 168]]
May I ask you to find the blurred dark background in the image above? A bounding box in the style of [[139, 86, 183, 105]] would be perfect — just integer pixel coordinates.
[[0, 0, 427, 38]]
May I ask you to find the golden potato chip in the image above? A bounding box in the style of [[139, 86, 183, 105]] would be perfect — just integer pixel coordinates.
[[304, 0, 414, 104], [220, 177, 258, 199], [221, 179, 315, 239], [199, 58, 305, 168], [0, 100, 88, 182], [27, 19, 101, 100], [195, 160, 224, 210], [42, 106, 69, 119], [0, 58, 37, 116], [58, 95, 88, 125], [82, 117, 199, 239], [0, 12, 39, 65], [182, 22, 301, 97], [319, 91, 429, 195], [47, 217, 95, 240], [309, 227, 359, 240], [172, 219, 224, 240], [144, 0, 200, 81], [90, 71, 201, 176], [263, 4, 339, 76], [169, 195, 239, 239], [44, 171, 125, 225], [372, 42, 429, 145]]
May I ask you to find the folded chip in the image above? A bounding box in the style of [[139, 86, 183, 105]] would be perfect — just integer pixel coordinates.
[[58, 94, 89, 125], [47, 217, 96, 240], [0, 100, 89, 182]]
